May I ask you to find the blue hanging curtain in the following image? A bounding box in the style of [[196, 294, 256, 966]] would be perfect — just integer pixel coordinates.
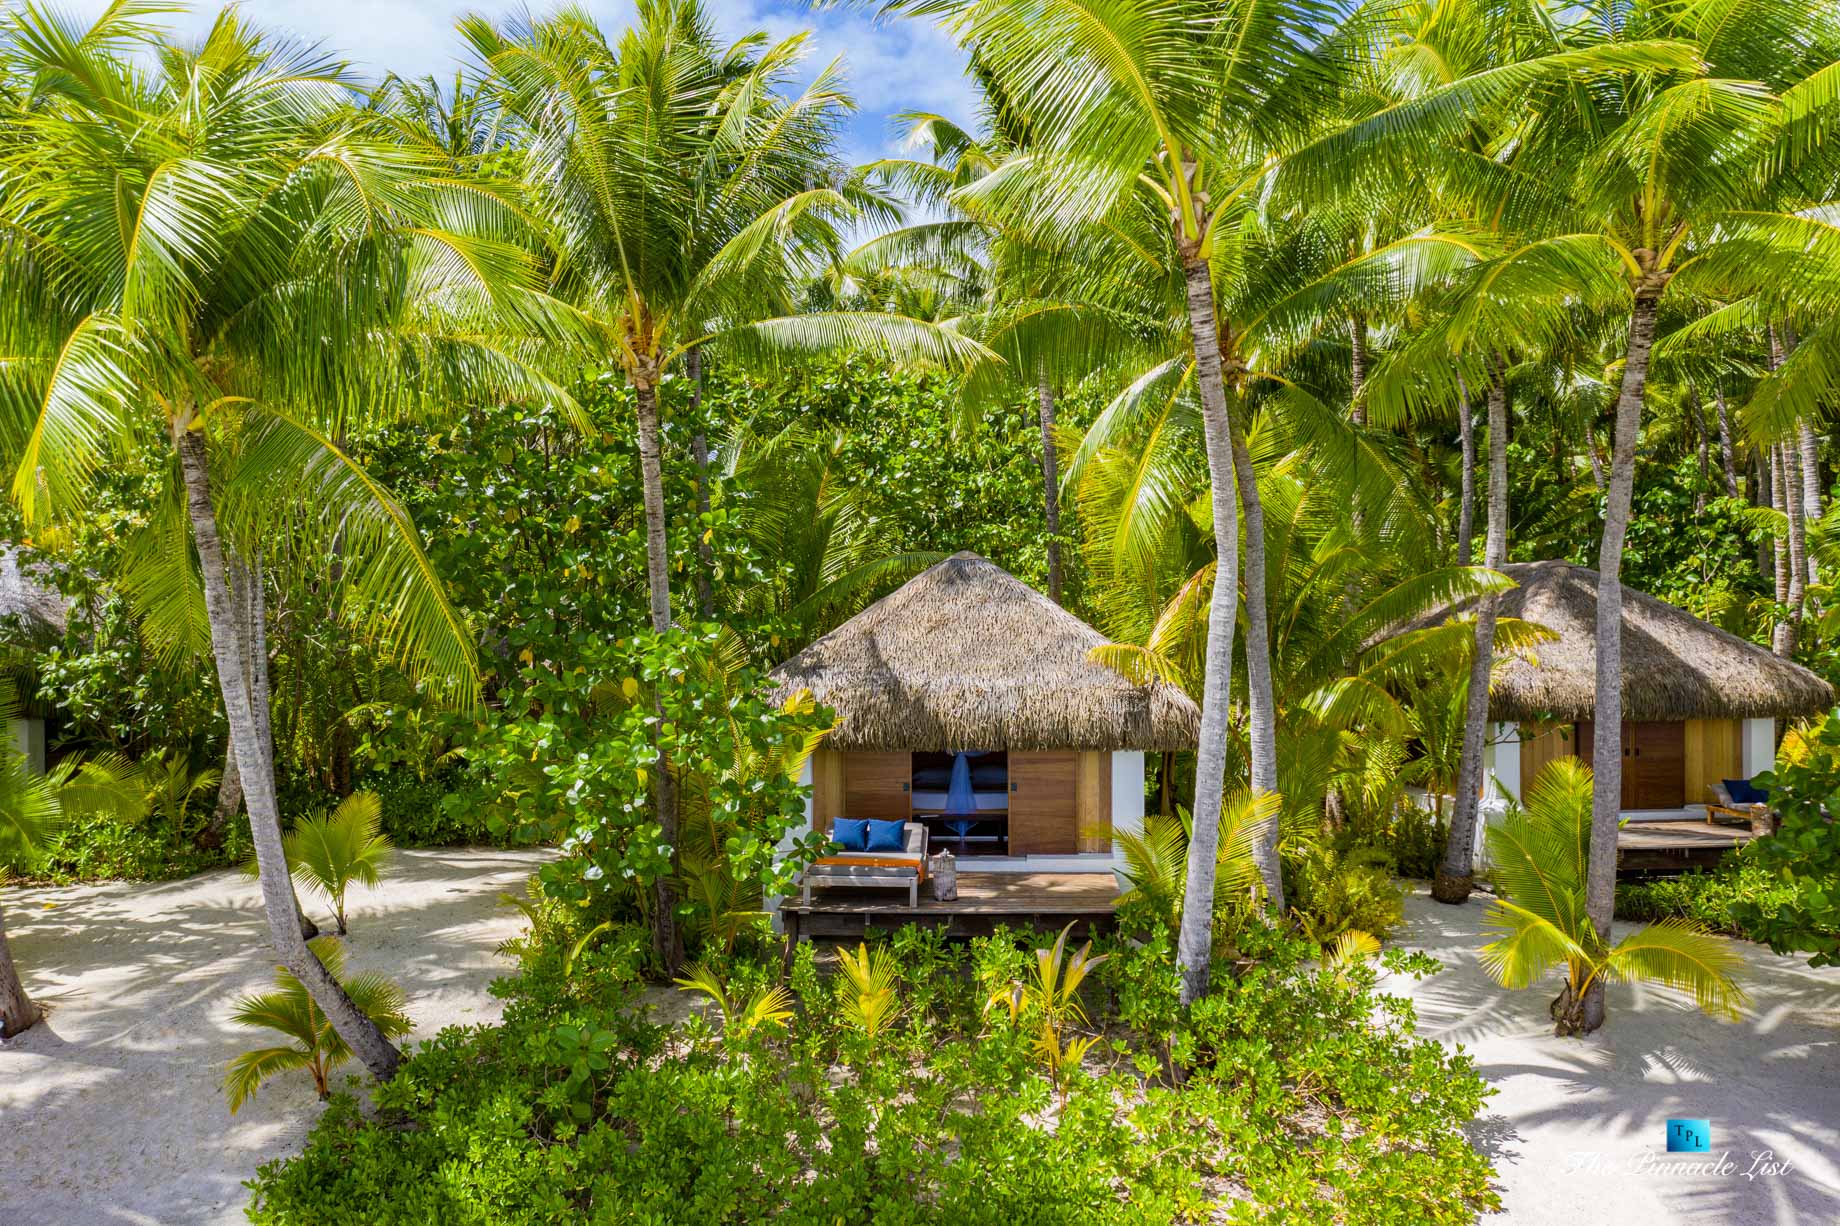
[[944, 751, 977, 816]]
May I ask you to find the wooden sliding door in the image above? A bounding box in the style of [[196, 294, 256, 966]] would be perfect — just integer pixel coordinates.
[[843, 751, 911, 823], [1010, 751, 1080, 854], [1576, 720, 1686, 809]]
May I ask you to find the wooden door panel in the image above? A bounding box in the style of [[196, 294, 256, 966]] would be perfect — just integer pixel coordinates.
[[1627, 721, 1684, 808], [843, 752, 910, 821], [1575, 720, 1684, 809], [1010, 751, 1079, 854]]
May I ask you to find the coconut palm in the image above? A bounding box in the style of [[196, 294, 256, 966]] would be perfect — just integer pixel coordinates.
[[850, 111, 1160, 604], [463, 0, 991, 971], [224, 935, 413, 1111], [1482, 758, 1747, 1035], [279, 791, 392, 936], [0, 5, 555, 1076], [1111, 791, 1277, 938], [869, 0, 1353, 1003]]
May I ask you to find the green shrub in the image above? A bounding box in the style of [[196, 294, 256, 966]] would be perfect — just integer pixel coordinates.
[[367, 768, 502, 847], [1615, 860, 1800, 937], [1345, 802, 1448, 881], [1282, 841, 1406, 942], [35, 806, 249, 883], [248, 911, 1496, 1224]]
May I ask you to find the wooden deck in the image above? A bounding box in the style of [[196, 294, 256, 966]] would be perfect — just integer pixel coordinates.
[[780, 871, 1120, 940], [1616, 819, 1759, 874]]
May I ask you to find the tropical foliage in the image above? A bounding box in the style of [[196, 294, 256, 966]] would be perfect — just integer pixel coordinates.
[[246, 909, 1498, 1224], [274, 792, 392, 936], [1481, 760, 1749, 1035], [225, 936, 412, 1112]]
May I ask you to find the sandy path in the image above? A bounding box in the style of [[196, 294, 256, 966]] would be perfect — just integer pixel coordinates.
[[1388, 889, 1840, 1225], [0, 847, 552, 1226]]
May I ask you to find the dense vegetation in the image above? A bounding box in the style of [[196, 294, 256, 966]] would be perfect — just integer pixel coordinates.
[[246, 902, 1499, 1225], [3, 0, 1840, 1213]]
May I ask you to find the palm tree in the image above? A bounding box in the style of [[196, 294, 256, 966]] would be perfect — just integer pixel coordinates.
[[279, 792, 392, 936], [225, 935, 413, 1111], [1482, 758, 1746, 1035], [872, 0, 1354, 1002], [464, 0, 990, 971], [1436, 364, 1509, 901], [849, 111, 1156, 605], [1, 6, 550, 1076]]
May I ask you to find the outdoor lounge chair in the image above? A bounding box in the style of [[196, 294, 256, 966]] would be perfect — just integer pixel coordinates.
[[800, 822, 929, 907], [1706, 780, 1777, 835]]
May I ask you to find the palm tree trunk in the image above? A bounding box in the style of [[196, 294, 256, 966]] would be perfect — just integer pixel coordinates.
[[1756, 446, 1774, 582], [1776, 441, 1807, 659], [1036, 363, 1064, 605], [1582, 288, 1663, 1035], [1456, 372, 1476, 566], [1349, 311, 1368, 425], [1714, 384, 1740, 498], [687, 348, 717, 620], [0, 895, 41, 1038], [1175, 252, 1242, 1006], [176, 425, 399, 1080], [1799, 420, 1822, 593], [1435, 369, 1508, 904], [1799, 420, 1821, 528], [632, 379, 684, 974], [1227, 413, 1284, 909], [1689, 384, 1708, 515], [1772, 445, 1790, 607]]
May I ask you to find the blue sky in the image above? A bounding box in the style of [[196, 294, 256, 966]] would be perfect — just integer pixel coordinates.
[[56, 0, 979, 167]]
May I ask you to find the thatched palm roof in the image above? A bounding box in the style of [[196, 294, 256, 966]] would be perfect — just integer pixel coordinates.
[[1400, 560, 1833, 722], [768, 552, 1200, 751], [0, 546, 67, 644]]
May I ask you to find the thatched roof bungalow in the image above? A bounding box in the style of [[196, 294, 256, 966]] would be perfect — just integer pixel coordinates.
[[770, 551, 1198, 752], [770, 552, 1196, 868], [0, 546, 67, 645], [1399, 560, 1834, 813]]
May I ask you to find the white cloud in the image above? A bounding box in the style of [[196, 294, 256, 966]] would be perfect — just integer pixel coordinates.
[[43, 0, 975, 160]]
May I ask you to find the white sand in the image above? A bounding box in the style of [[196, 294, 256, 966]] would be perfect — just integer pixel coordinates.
[[1388, 889, 1840, 1225], [0, 847, 552, 1226]]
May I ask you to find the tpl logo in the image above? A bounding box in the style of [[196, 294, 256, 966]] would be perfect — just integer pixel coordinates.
[[1667, 1119, 1711, 1153]]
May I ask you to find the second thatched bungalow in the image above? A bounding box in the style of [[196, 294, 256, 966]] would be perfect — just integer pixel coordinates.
[[1401, 561, 1833, 858], [768, 552, 1198, 886], [1, 545, 66, 774]]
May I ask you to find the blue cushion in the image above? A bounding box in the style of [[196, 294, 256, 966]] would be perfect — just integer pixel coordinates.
[[831, 819, 869, 851], [864, 819, 906, 852], [1724, 778, 1769, 805]]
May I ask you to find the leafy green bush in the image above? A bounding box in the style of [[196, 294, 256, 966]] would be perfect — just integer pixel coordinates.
[[34, 806, 249, 883], [1615, 861, 1800, 936], [1282, 841, 1406, 942], [248, 912, 1496, 1224], [1346, 802, 1449, 881], [1716, 715, 1840, 967], [364, 768, 500, 847]]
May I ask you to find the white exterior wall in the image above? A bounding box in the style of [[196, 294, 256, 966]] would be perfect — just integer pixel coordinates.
[[1109, 750, 1145, 865], [7, 716, 44, 775], [1741, 718, 1776, 779], [766, 757, 817, 931], [1468, 721, 1521, 872]]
